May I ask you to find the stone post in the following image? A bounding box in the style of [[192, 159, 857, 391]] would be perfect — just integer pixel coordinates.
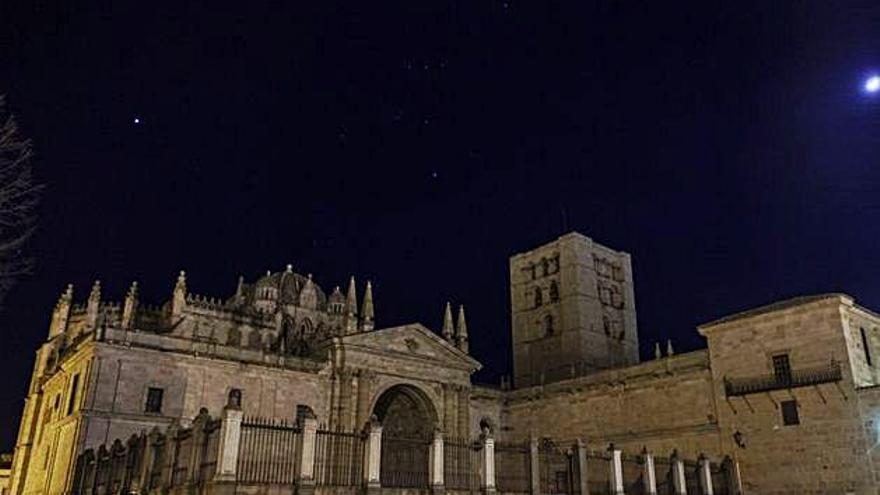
[[529, 436, 540, 495], [608, 444, 624, 495], [641, 448, 657, 495], [575, 440, 590, 495], [363, 417, 383, 495], [481, 430, 497, 494], [297, 414, 319, 495], [160, 421, 180, 488], [186, 408, 210, 485], [214, 403, 243, 482], [698, 454, 714, 495], [429, 428, 445, 495], [721, 456, 743, 495], [671, 451, 687, 495], [136, 428, 163, 492]]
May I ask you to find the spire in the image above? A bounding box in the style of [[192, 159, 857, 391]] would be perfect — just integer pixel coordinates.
[[172, 270, 187, 317], [455, 304, 469, 354], [122, 281, 139, 329], [235, 275, 244, 298], [49, 284, 74, 339], [654, 342, 662, 360], [360, 281, 374, 331], [344, 276, 359, 334], [86, 280, 102, 328], [666, 339, 675, 357], [442, 302, 454, 341]]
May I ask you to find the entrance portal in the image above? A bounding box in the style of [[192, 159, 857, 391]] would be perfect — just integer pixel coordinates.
[[373, 384, 438, 488]]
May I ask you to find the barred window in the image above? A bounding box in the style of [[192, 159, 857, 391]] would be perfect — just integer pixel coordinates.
[[781, 400, 800, 426], [772, 355, 792, 383]]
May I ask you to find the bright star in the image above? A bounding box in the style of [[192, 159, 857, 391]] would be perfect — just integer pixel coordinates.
[[133, 117, 141, 124], [865, 75, 880, 93]]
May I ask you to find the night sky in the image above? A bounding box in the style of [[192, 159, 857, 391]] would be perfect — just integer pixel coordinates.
[[1, 1, 879, 450]]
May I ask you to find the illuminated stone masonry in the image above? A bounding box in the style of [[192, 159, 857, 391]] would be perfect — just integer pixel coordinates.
[[8, 232, 880, 495]]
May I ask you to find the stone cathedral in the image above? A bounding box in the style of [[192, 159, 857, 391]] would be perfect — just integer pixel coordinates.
[[8, 232, 880, 495]]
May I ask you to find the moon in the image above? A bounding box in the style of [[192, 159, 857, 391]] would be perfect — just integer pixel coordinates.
[[865, 75, 880, 93]]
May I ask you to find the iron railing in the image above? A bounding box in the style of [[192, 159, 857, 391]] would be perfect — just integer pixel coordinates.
[[724, 360, 842, 396], [495, 440, 531, 493], [380, 434, 431, 488], [236, 417, 301, 484], [444, 437, 480, 491], [314, 429, 365, 486]]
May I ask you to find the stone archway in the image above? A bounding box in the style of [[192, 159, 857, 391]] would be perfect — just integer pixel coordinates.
[[372, 384, 438, 488]]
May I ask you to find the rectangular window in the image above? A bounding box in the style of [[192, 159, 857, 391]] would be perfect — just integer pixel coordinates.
[[861, 327, 873, 366], [66, 374, 80, 415], [145, 387, 164, 414], [772, 355, 792, 384], [781, 400, 800, 426]]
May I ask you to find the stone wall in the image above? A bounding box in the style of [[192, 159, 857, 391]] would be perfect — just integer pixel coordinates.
[[503, 350, 722, 459], [700, 295, 878, 495]]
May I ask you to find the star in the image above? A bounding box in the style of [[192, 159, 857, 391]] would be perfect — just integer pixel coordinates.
[[431, 171, 438, 179], [133, 117, 141, 124]]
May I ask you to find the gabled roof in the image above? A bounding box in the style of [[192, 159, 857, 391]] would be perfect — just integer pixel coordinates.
[[340, 323, 482, 372]]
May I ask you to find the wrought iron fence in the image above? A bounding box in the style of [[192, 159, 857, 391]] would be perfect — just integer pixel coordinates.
[[495, 440, 531, 493], [653, 456, 673, 495], [724, 359, 842, 396], [621, 452, 644, 495], [236, 416, 301, 484], [71, 412, 222, 495], [585, 450, 611, 495], [711, 461, 731, 495], [538, 438, 576, 495], [380, 434, 430, 488], [683, 460, 700, 494], [315, 429, 365, 486], [444, 436, 480, 491]]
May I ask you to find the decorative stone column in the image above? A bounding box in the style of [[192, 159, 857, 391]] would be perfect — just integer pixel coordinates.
[[214, 402, 243, 482], [297, 414, 319, 495], [160, 421, 180, 488], [442, 384, 456, 436], [671, 451, 687, 495], [641, 448, 657, 495], [481, 429, 497, 494], [429, 428, 445, 495], [608, 444, 624, 495], [363, 417, 383, 495], [575, 440, 590, 495], [529, 436, 540, 495], [355, 370, 375, 430], [698, 454, 714, 495]]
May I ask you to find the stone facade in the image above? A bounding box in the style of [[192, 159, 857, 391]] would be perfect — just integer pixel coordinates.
[[8, 231, 880, 495]]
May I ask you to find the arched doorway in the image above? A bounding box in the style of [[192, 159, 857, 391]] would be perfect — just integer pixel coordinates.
[[372, 384, 438, 488]]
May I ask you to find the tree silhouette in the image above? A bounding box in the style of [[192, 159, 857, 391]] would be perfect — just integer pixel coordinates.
[[0, 95, 41, 309]]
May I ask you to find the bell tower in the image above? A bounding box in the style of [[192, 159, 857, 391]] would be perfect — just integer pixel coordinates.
[[509, 232, 639, 387]]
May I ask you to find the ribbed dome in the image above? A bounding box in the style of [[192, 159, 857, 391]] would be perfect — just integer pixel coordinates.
[[252, 269, 327, 309]]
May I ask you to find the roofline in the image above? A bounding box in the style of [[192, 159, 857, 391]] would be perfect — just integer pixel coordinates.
[[697, 293, 853, 331]]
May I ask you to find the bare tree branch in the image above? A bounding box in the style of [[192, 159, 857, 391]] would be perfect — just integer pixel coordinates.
[[0, 95, 42, 309]]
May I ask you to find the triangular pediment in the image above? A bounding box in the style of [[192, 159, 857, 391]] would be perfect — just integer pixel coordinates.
[[339, 323, 482, 373]]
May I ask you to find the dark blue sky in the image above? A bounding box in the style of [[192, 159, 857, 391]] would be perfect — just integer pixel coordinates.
[[1, 1, 879, 449]]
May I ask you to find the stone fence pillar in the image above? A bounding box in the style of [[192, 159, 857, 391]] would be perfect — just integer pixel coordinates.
[[671, 451, 687, 495], [429, 428, 445, 495], [529, 436, 540, 495], [575, 440, 590, 495], [297, 414, 319, 495], [480, 430, 497, 494], [186, 408, 210, 485], [214, 403, 243, 482], [608, 444, 624, 495], [722, 456, 743, 495], [698, 454, 714, 495], [363, 417, 383, 495], [641, 448, 657, 495]]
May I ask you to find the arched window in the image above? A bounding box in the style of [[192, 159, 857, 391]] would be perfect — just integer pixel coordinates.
[[549, 280, 559, 302]]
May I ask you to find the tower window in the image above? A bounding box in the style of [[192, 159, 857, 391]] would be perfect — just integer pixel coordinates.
[[549, 281, 559, 302], [145, 387, 164, 414], [781, 400, 800, 426], [860, 327, 873, 366], [772, 355, 792, 384], [534, 287, 543, 308], [67, 374, 80, 415]]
